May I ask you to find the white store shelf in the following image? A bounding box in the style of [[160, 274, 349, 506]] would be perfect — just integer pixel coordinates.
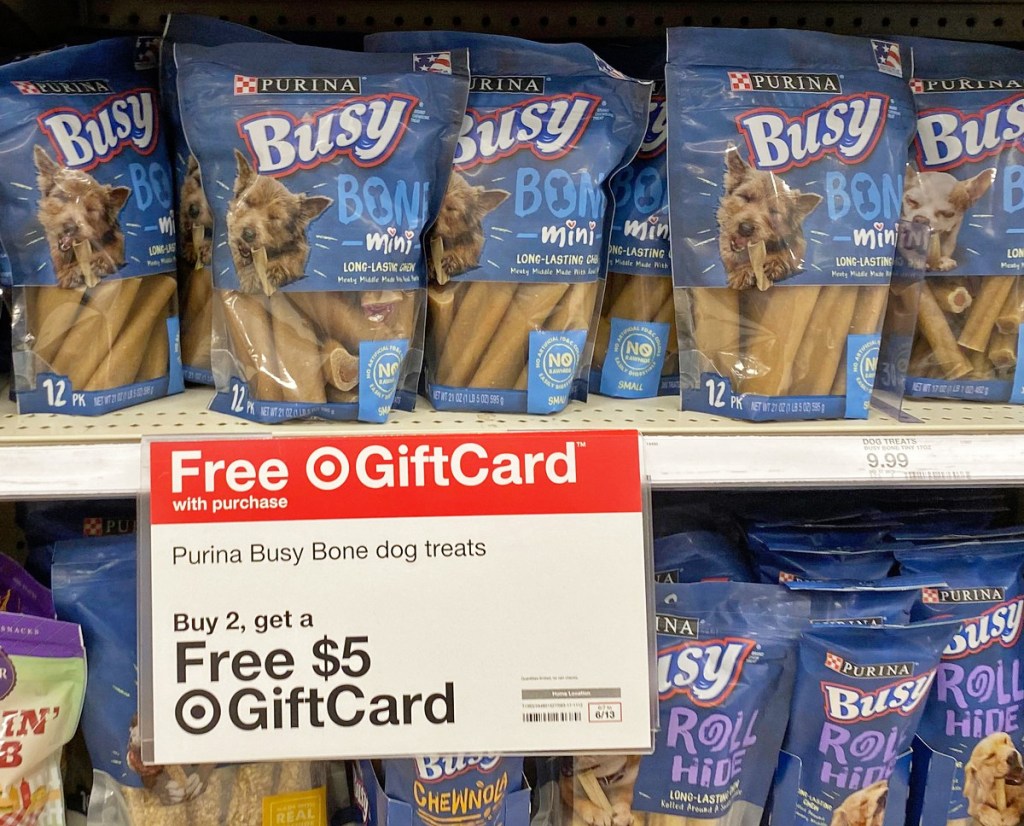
[[2, 385, 1024, 496]]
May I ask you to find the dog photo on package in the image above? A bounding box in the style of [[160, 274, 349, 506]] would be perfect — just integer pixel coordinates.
[[894, 37, 1024, 405], [666, 29, 916, 421], [0, 38, 183, 415], [175, 41, 468, 423]]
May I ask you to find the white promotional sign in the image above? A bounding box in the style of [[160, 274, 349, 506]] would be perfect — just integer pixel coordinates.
[[141, 431, 653, 763]]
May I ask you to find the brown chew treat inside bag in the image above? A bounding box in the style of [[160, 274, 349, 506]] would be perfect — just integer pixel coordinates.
[[688, 287, 741, 380], [435, 281, 518, 387], [958, 275, 1016, 352], [50, 277, 142, 388], [789, 286, 860, 396], [741, 285, 822, 396], [181, 268, 214, 370], [918, 283, 973, 380], [25, 286, 85, 366]]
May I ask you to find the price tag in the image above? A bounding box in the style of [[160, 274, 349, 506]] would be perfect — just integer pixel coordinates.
[[644, 434, 1024, 487], [140, 431, 653, 762]]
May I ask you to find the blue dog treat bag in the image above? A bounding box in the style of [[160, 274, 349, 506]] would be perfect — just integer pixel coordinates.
[[161, 15, 286, 386], [383, 756, 525, 826], [666, 29, 915, 421], [771, 621, 958, 826], [588, 582, 807, 826], [896, 543, 1024, 826], [751, 545, 895, 584], [786, 576, 946, 627], [592, 63, 677, 399], [894, 39, 1024, 404], [367, 32, 650, 414], [0, 38, 183, 415], [653, 530, 755, 583], [176, 41, 469, 423]]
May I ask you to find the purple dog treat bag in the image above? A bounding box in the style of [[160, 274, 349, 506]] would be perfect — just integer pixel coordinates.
[[595, 582, 808, 826], [366, 31, 650, 415], [894, 38, 1024, 404], [176, 41, 468, 423], [896, 543, 1024, 826], [0, 38, 184, 415], [666, 28, 916, 421], [771, 620, 958, 826]]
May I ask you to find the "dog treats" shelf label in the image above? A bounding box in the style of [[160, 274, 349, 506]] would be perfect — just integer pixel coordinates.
[[140, 431, 653, 762]]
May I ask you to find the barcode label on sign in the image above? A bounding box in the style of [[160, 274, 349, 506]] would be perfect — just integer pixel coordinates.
[[523, 711, 582, 723]]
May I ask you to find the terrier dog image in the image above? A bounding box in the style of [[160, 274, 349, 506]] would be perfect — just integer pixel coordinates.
[[964, 731, 1024, 826], [429, 171, 509, 279], [178, 155, 213, 270], [560, 755, 640, 826], [227, 149, 332, 295], [34, 145, 130, 289], [830, 780, 888, 826], [717, 148, 822, 290], [900, 165, 996, 272], [126, 714, 214, 805]]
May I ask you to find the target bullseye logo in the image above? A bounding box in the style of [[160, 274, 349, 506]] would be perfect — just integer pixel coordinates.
[[175, 689, 221, 734]]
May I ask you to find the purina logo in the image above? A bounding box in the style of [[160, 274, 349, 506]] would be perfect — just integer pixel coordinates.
[[923, 586, 1005, 604], [914, 93, 1024, 171], [454, 94, 600, 169], [944, 596, 1023, 660], [13, 79, 112, 95], [656, 614, 699, 639], [658, 637, 755, 706], [728, 71, 842, 94], [469, 76, 546, 94], [825, 652, 914, 679], [237, 93, 419, 175], [234, 75, 362, 95], [910, 77, 1024, 94]]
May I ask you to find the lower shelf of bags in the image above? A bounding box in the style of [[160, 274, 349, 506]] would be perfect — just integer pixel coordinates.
[[1, 383, 1024, 496]]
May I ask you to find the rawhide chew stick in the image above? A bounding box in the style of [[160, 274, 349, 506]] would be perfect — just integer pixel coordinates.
[[427, 283, 458, 353], [327, 386, 359, 403], [430, 235, 447, 285], [50, 276, 142, 387], [967, 348, 995, 379], [287, 292, 364, 352], [688, 287, 741, 380], [544, 281, 599, 332], [988, 329, 1018, 369], [996, 277, 1024, 333], [832, 285, 890, 395], [748, 240, 769, 291], [435, 281, 517, 387], [594, 274, 673, 367], [251, 246, 273, 296], [221, 291, 285, 401], [576, 770, 612, 815], [741, 285, 822, 395], [25, 286, 85, 365], [269, 292, 327, 403], [918, 283, 973, 379], [926, 232, 943, 271], [930, 278, 973, 314], [959, 276, 1016, 352], [83, 275, 176, 390], [192, 226, 206, 271], [470, 283, 570, 389], [997, 777, 1008, 811], [136, 320, 170, 383], [182, 268, 213, 368], [73, 242, 98, 288], [908, 334, 934, 378], [790, 286, 859, 396]]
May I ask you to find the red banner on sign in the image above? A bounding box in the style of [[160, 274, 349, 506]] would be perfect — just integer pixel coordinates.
[[148, 431, 642, 524]]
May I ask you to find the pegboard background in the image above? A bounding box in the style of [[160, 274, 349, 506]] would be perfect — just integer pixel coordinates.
[[2, 0, 1024, 49]]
